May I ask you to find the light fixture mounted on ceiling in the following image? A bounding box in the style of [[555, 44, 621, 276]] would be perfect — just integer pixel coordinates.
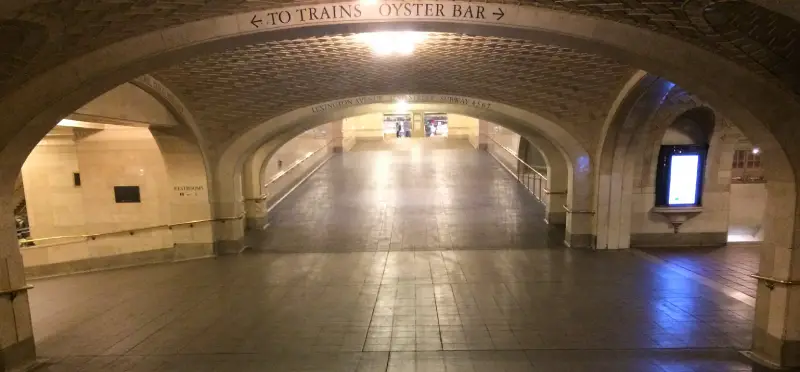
[[394, 99, 410, 113], [353, 32, 429, 56]]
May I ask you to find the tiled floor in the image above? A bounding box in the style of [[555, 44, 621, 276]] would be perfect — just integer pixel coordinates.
[[638, 245, 760, 298], [254, 139, 563, 253], [26, 140, 764, 371]]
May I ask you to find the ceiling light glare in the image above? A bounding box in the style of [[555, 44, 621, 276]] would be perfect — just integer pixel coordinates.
[[752, 147, 761, 155], [360, 0, 377, 5], [394, 99, 410, 113], [354, 32, 429, 56]]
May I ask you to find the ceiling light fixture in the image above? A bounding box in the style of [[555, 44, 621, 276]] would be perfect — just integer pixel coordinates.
[[394, 99, 410, 113], [354, 32, 429, 56], [752, 147, 761, 155]]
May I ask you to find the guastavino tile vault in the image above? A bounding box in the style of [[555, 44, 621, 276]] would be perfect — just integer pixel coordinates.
[[0, 1, 798, 370]]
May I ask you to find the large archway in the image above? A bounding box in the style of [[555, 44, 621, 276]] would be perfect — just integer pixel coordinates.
[[0, 2, 798, 369], [212, 96, 589, 251]]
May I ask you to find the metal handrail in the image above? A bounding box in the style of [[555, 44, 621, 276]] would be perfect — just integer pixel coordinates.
[[245, 140, 333, 201], [750, 273, 799, 289], [18, 213, 245, 248], [0, 285, 34, 298], [484, 135, 547, 181], [563, 204, 594, 214]]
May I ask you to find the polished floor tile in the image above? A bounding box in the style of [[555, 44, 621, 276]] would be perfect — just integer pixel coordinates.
[[639, 245, 759, 298], [257, 139, 562, 253], [26, 140, 764, 371]]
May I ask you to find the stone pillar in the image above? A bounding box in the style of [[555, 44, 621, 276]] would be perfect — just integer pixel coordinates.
[[0, 182, 35, 370], [749, 177, 800, 368], [544, 191, 568, 225], [211, 166, 247, 255], [564, 157, 594, 248], [152, 129, 215, 260], [411, 112, 424, 137], [330, 120, 344, 153], [241, 144, 273, 231], [477, 120, 490, 150]]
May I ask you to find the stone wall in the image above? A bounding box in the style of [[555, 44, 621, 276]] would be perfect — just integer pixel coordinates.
[[262, 126, 333, 207], [343, 113, 384, 139], [19, 125, 211, 277], [729, 182, 767, 241], [486, 124, 521, 172], [628, 106, 737, 248]]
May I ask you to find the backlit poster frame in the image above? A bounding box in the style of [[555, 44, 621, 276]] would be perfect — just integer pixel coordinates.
[[654, 144, 708, 207]]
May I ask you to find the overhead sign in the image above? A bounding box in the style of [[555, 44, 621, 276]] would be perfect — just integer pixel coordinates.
[[310, 95, 493, 113], [243, 1, 515, 30]]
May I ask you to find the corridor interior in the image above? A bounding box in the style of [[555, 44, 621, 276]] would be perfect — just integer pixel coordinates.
[[27, 139, 756, 371]]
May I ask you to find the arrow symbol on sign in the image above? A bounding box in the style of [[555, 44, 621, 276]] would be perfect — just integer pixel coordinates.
[[493, 8, 505, 20], [251, 14, 263, 28]]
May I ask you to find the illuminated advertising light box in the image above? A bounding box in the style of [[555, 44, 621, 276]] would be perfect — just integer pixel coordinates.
[[654, 145, 707, 207]]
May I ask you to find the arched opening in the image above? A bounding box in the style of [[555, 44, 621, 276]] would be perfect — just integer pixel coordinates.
[[0, 3, 798, 369], [215, 97, 589, 253], [237, 111, 565, 253], [16, 82, 214, 278]]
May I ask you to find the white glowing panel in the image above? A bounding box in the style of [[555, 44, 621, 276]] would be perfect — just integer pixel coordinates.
[[668, 154, 700, 205]]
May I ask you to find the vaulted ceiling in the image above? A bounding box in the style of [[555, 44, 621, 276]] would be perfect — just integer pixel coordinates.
[[1, 0, 798, 101], [151, 32, 633, 148]]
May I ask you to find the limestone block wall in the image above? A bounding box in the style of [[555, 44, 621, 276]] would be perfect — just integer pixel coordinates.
[[19, 125, 206, 276], [486, 124, 521, 173], [729, 182, 767, 240], [447, 114, 479, 141], [262, 126, 333, 206], [71, 83, 179, 127], [343, 113, 385, 139]]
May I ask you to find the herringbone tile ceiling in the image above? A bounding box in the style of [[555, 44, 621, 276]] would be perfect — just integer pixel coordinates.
[[151, 33, 633, 146], [0, 0, 798, 98]]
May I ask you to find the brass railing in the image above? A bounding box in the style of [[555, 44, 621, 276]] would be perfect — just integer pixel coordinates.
[[18, 214, 245, 249], [245, 140, 333, 202], [484, 135, 549, 204], [0, 285, 33, 300], [750, 273, 799, 289], [562, 204, 595, 214]]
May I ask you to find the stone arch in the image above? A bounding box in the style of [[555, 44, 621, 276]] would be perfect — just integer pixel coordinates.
[[213, 97, 590, 250], [17, 77, 216, 276], [0, 6, 793, 258], [1, 4, 797, 187], [0, 6, 797, 367], [594, 72, 797, 363], [625, 93, 734, 247]]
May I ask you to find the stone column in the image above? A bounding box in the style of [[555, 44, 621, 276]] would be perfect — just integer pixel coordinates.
[[748, 141, 800, 368], [330, 120, 344, 153], [564, 157, 594, 248], [411, 112, 424, 137], [152, 129, 215, 260], [241, 145, 272, 231], [211, 163, 248, 255], [0, 182, 35, 370], [477, 120, 490, 150]]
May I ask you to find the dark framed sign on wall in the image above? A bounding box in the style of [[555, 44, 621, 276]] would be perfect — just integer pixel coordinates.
[[654, 144, 708, 208], [114, 186, 141, 203]]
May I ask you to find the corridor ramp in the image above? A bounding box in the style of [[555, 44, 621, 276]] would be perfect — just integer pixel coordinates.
[[27, 138, 757, 371], [252, 138, 562, 253]]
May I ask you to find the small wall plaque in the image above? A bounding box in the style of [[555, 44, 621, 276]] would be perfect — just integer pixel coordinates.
[[114, 186, 141, 203]]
